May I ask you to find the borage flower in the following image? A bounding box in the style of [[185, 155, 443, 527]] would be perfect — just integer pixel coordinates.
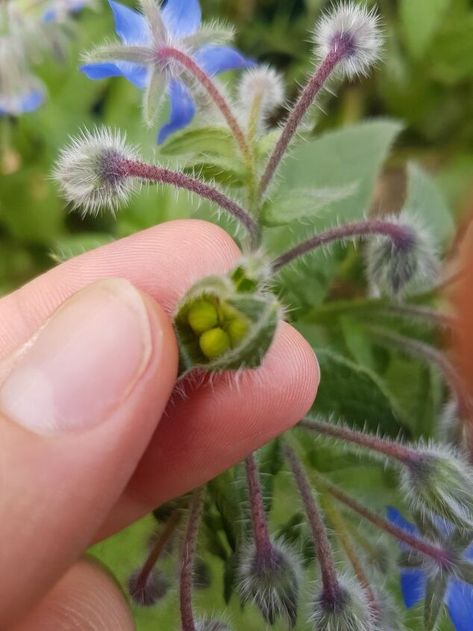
[[387, 507, 473, 631], [81, 0, 253, 143]]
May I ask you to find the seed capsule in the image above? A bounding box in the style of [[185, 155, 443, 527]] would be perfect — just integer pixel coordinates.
[[187, 300, 219, 334], [199, 328, 231, 359]]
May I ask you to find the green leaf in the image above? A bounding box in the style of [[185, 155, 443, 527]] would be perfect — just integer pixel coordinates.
[[400, 0, 451, 59], [404, 163, 454, 246], [311, 349, 408, 436], [159, 126, 238, 159], [275, 120, 403, 229], [261, 183, 358, 227]]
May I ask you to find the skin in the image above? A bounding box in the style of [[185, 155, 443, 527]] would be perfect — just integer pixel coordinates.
[[0, 219, 319, 629]]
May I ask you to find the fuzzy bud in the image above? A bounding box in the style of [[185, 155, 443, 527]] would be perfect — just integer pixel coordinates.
[[238, 66, 285, 126], [53, 127, 139, 215], [238, 541, 300, 627], [365, 213, 438, 296], [314, 2, 382, 78], [174, 254, 281, 375], [311, 577, 375, 631], [127, 568, 169, 607], [402, 445, 473, 530]]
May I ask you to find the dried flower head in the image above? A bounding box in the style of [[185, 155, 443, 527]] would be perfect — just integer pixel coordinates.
[[311, 576, 376, 631], [53, 127, 139, 214], [314, 2, 382, 78], [238, 540, 300, 627]]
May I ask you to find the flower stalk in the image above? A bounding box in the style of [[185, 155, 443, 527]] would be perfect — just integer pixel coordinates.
[[180, 488, 205, 631], [272, 219, 415, 271], [316, 474, 452, 568], [245, 454, 272, 557]]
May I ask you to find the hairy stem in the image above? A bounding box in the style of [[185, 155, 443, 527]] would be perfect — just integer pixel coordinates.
[[135, 510, 181, 594], [316, 475, 452, 568], [283, 444, 341, 603], [245, 454, 272, 557], [180, 488, 205, 631], [272, 219, 414, 271], [259, 46, 348, 198], [300, 417, 420, 465], [158, 46, 250, 161], [123, 159, 259, 246]]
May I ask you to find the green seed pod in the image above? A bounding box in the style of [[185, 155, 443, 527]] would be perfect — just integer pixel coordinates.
[[187, 300, 219, 334], [174, 255, 281, 376]]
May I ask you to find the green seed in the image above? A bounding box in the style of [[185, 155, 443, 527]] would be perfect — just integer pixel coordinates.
[[226, 318, 249, 346], [199, 327, 231, 359], [187, 300, 219, 334]]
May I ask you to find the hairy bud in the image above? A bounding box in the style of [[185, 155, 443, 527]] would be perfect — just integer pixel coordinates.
[[174, 254, 281, 375], [238, 66, 285, 130], [365, 213, 438, 296], [238, 541, 300, 627], [127, 568, 169, 607], [314, 2, 382, 77], [311, 577, 375, 631], [53, 127, 139, 214], [402, 445, 473, 530]]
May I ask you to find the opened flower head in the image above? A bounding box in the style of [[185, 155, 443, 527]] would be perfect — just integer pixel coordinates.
[[81, 0, 253, 143], [387, 507, 473, 631]]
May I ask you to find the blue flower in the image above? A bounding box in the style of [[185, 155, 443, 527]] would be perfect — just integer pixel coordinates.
[[387, 507, 473, 631], [81, 0, 253, 143]]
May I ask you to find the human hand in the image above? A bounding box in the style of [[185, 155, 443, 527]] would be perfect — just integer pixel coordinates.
[[0, 219, 318, 629]]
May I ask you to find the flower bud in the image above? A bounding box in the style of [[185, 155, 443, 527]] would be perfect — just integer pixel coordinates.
[[53, 127, 139, 215], [311, 577, 375, 631], [238, 66, 285, 129], [127, 568, 169, 607], [401, 445, 473, 530], [314, 2, 382, 78], [238, 541, 300, 627], [365, 213, 438, 296], [174, 254, 281, 375]]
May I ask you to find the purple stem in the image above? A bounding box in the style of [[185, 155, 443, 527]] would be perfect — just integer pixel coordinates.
[[283, 444, 341, 603], [158, 46, 250, 160], [319, 476, 452, 568], [180, 488, 204, 631], [245, 454, 272, 558], [272, 219, 414, 271], [123, 159, 259, 245], [259, 45, 349, 198], [299, 418, 420, 465]]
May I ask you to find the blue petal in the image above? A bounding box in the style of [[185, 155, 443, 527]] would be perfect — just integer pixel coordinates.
[[446, 579, 473, 631], [158, 80, 196, 144], [108, 0, 151, 45], [400, 569, 427, 608], [162, 0, 201, 37], [386, 507, 419, 536], [194, 45, 255, 76], [20, 89, 45, 113], [81, 62, 148, 89]]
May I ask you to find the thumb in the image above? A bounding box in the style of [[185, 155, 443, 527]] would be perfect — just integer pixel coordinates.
[[0, 279, 177, 627]]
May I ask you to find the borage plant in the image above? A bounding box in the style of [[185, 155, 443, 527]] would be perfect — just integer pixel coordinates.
[[54, 1, 473, 629]]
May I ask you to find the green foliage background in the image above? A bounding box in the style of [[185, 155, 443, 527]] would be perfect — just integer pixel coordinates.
[[1, 0, 473, 629]]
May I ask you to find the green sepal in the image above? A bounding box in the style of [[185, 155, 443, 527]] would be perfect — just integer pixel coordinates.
[[174, 257, 281, 376], [424, 572, 449, 631]]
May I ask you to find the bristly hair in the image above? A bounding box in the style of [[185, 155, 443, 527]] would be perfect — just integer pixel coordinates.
[[314, 2, 383, 78]]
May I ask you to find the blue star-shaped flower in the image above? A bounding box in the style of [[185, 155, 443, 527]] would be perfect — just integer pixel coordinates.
[[81, 0, 253, 143], [387, 507, 473, 631]]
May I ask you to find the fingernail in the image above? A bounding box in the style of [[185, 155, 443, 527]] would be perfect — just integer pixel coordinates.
[[0, 279, 153, 434]]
